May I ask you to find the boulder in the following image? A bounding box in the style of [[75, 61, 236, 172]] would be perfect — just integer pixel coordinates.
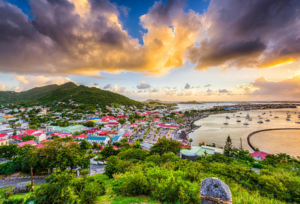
[[12, 182, 28, 194], [200, 177, 232, 204]]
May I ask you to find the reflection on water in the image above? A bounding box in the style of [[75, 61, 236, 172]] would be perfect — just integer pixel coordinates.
[[190, 107, 300, 157]]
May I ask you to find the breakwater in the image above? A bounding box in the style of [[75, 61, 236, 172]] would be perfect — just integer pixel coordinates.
[[247, 128, 300, 151]]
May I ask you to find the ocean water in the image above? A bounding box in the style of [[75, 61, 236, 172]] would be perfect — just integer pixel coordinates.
[[190, 107, 300, 157]]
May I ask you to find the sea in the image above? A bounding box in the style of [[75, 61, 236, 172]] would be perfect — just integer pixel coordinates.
[[178, 103, 300, 157]]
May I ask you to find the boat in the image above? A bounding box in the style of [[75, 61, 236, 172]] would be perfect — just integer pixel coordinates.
[[236, 119, 241, 122], [265, 119, 270, 122], [274, 116, 279, 118], [286, 118, 291, 121], [243, 122, 249, 126], [270, 114, 272, 116], [226, 116, 230, 119], [224, 122, 229, 125], [239, 112, 242, 114], [258, 115, 261, 117], [236, 115, 240, 118], [248, 118, 252, 121], [257, 120, 264, 124]]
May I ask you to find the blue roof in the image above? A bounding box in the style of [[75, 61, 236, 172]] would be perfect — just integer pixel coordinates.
[[87, 136, 107, 141], [85, 117, 100, 121], [112, 136, 120, 141]]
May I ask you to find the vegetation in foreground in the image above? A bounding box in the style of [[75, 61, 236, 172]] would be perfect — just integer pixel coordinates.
[[1, 137, 299, 204]]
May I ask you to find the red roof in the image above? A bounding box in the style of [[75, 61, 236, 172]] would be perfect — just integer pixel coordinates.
[[12, 136, 22, 140], [77, 134, 88, 139], [18, 140, 36, 147], [0, 133, 7, 138], [23, 129, 37, 136], [249, 151, 269, 160], [98, 131, 110, 136], [0, 139, 8, 142], [36, 144, 45, 149]]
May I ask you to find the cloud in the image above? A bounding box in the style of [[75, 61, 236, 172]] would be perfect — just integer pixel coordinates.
[[119, 86, 126, 93], [13, 75, 73, 91], [103, 84, 112, 89], [184, 83, 190, 89], [219, 89, 229, 93], [188, 0, 300, 70], [137, 81, 151, 89], [150, 88, 159, 92], [0, 0, 203, 77], [119, 5, 130, 17], [113, 84, 118, 92], [204, 84, 211, 87], [89, 83, 98, 87], [0, 83, 6, 91], [245, 74, 300, 98]]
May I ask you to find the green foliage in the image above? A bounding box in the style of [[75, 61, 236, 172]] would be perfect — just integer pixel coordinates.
[[21, 135, 36, 142], [224, 135, 232, 157], [104, 156, 119, 178], [0, 161, 15, 174], [100, 145, 120, 160], [150, 137, 181, 155], [118, 148, 148, 161], [80, 140, 91, 150], [84, 121, 95, 127], [112, 170, 149, 196], [0, 144, 18, 159]]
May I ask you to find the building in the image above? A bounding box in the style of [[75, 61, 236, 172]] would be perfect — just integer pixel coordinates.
[[0, 139, 8, 146], [180, 146, 224, 161], [111, 136, 122, 143], [18, 140, 36, 147], [249, 151, 269, 161], [87, 136, 110, 145]]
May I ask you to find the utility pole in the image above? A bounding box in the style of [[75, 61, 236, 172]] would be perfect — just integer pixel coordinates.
[[240, 138, 243, 150]]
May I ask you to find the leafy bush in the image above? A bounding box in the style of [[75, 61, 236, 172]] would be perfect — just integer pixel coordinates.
[[0, 161, 15, 175], [2, 198, 25, 204], [112, 171, 149, 196]]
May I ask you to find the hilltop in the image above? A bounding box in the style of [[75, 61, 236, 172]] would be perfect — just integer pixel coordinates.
[[0, 82, 141, 107]]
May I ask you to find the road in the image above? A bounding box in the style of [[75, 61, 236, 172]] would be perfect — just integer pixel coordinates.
[[0, 165, 106, 188]]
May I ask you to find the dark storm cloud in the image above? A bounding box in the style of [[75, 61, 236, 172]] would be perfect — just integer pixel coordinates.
[[137, 82, 151, 89], [188, 0, 300, 69], [147, 0, 185, 25], [103, 84, 111, 89], [184, 83, 190, 89], [219, 89, 229, 93]]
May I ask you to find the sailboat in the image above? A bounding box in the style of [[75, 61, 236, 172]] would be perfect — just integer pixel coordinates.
[[265, 115, 270, 122], [257, 120, 264, 124], [224, 118, 229, 125]]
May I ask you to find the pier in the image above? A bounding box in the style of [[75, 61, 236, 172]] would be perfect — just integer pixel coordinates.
[[247, 128, 300, 151]]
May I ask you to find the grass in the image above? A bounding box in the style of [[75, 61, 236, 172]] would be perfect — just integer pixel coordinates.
[[0, 184, 41, 203]]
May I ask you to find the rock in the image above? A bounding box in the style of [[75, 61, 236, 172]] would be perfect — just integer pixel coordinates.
[[200, 177, 232, 204], [12, 182, 28, 194]]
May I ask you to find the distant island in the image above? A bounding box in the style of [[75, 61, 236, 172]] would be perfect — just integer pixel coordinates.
[[179, 100, 203, 104]]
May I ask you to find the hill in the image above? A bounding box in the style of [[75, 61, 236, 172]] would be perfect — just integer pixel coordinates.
[[0, 82, 141, 107]]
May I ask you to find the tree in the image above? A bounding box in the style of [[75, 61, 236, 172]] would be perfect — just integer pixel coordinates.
[[13, 128, 17, 136], [224, 135, 233, 157], [80, 140, 91, 150], [84, 121, 95, 127], [29, 124, 38, 130], [150, 137, 181, 155], [189, 138, 193, 145], [22, 135, 36, 142], [100, 145, 119, 160]]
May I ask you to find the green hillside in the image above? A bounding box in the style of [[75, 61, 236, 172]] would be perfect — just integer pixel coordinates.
[[0, 82, 141, 107]]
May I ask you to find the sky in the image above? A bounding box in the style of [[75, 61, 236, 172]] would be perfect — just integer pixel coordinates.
[[0, 0, 300, 101]]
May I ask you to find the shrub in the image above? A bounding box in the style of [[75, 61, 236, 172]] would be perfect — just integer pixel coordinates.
[[112, 171, 149, 196]]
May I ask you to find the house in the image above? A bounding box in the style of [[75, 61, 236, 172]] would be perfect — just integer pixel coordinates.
[[18, 140, 36, 147], [76, 134, 89, 140], [0, 133, 8, 140], [249, 151, 269, 161], [180, 146, 224, 161], [0, 139, 8, 146], [111, 136, 122, 143], [87, 136, 110, 145]]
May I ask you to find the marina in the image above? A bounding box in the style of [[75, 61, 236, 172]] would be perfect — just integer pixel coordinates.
[[190, 106, 300, 157]]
